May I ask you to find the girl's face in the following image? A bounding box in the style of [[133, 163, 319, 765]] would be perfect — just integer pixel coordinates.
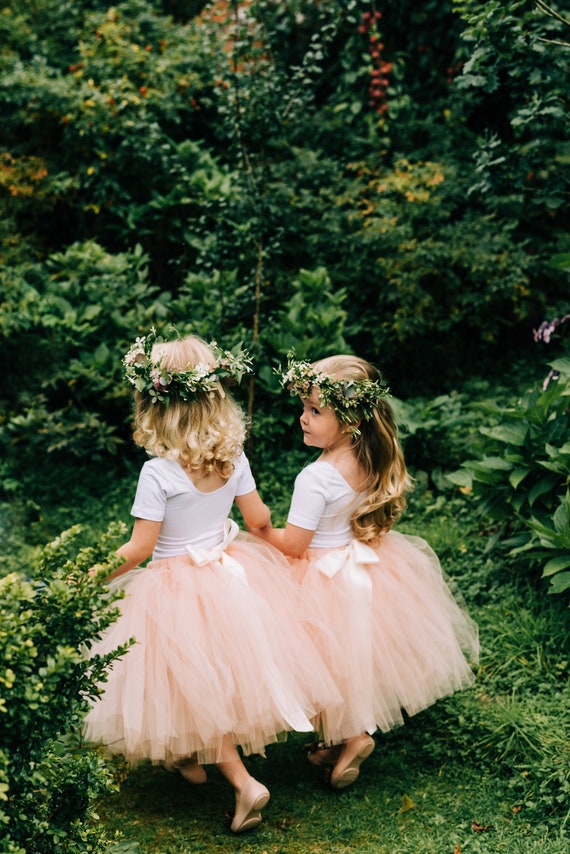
[[299, 388, 345, 450]]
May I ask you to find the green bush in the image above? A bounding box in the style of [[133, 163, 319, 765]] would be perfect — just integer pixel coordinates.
[[0, 523, 129, 853], [0, 0, 215, 269], [447, 354, 570, 595], [453, 0, 569, 222], [0, 240, 162, 464], [1, 0, 568, 406]]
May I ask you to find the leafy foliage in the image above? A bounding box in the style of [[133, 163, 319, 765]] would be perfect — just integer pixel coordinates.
[[2, 0, 567, 416], [453, 0, 569, 217], [0, 240, 160, 465], [447, 351, 570, 594], [0, 524, 129, 853], [1, 0, 568, 553]]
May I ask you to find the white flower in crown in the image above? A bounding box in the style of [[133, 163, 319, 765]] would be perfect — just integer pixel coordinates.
[[124, 338, 147, 367], [343, 382, 357, 399], [194, 363, 211, 379]]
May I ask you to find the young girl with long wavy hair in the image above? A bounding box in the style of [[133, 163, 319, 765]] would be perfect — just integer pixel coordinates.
[[84, 331, 339, 833], [254, 352, 479, 790]]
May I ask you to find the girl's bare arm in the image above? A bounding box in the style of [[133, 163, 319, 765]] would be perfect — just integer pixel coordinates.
[[107, 518, 161, 580]]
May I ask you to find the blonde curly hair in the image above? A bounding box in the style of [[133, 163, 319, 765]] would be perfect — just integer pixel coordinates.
[[312, 354, 412, 542], [132, 335, 247, 479]]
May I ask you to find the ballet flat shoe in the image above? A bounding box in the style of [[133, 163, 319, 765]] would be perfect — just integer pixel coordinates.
[[330, 735, 375, 790], [164, 757, 207, 785], [230, 777, 270, 834]]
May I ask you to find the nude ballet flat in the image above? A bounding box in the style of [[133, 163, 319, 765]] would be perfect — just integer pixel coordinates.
[[330, 735, 375, 790], [230, 777, 270, 834], [164, 756, 207, 785]]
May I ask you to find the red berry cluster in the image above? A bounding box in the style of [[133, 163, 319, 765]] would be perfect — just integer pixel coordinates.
[[358, 10, 392, 116], [446, 61, 463, 85]]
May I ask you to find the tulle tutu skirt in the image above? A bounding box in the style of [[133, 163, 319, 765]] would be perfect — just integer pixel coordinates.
[[84, 533, 341, 765], [290, 531, 479, 745]]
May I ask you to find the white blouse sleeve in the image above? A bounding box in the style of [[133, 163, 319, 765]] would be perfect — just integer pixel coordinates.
[[287, 465, 327, 531], [131, 462, 167, 522], [235, 453, 257, 496]]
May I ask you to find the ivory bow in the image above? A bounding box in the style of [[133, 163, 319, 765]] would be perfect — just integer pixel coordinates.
[[185, 519, 248, 585], [313, 539, 379, 589], [315, 540, 379, 578]]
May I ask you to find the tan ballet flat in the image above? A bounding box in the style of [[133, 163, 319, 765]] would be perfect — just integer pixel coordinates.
[[330, 735, 375, 790], [230, 777, 270, 833]]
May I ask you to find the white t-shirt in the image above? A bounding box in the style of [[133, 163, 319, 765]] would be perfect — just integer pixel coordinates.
[[287, 461, 361, 548], [131, 453, 256, 559]]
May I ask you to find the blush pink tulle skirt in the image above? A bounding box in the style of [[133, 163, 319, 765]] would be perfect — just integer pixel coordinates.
[[289, 531, 479, 746], [84, 533, 341, 765]]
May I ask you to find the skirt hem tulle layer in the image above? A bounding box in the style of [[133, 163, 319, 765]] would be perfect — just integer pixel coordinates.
[[291, 530, 479, 745], [84, 529, 478, 762]]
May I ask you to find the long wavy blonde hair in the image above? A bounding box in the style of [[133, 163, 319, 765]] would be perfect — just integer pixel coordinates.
[[132, 335, 247, 478], [312, 354, 412, 542]]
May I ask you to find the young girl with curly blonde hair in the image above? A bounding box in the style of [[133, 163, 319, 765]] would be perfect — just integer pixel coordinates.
[[84, 331, 339, 833]]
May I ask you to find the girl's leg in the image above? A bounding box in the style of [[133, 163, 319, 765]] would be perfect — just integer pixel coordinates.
[[306, 741, 343, 768], [216, 735, 270, 834], [164, 754, 207, 784]]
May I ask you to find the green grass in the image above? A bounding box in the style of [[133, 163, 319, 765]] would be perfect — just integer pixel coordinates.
[[99, 726, 568, 853], [5, 456, 568, 853], [92, 488, 570, 853]]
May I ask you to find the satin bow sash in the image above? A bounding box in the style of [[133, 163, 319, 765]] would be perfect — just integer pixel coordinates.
[[314, 539, 378, 734], [313, 539, 378, 594], [185, 519, 248, 585]]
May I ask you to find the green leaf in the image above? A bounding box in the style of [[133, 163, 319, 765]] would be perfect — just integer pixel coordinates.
[[509, 467, 531, 488], [548, 252, 570, 270], [512, 493, 526, 512], [109, 843, 141, 853], [473, 456, 512, 471], [528, 476, 559, 506], [548, 571, 570, 594], [549, 357, 570, 375], [480, 423, 527, 446], [445, 469, 473, 487], [553, 500, 570, 534], [542, 555, 570, 577]]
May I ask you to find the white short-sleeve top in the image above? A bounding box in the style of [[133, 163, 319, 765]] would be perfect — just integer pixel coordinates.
[[287, 460, 361, 548], [131, 452, 256, 559]]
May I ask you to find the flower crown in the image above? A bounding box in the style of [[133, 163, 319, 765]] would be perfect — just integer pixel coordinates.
[[123, 328, 253, 405], [277, 351, 390, 427]]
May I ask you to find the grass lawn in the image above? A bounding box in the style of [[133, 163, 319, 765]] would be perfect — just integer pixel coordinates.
[[5, 461, 567, 853], [93, 491, 569, 854], [99, 723, 568, 853]]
